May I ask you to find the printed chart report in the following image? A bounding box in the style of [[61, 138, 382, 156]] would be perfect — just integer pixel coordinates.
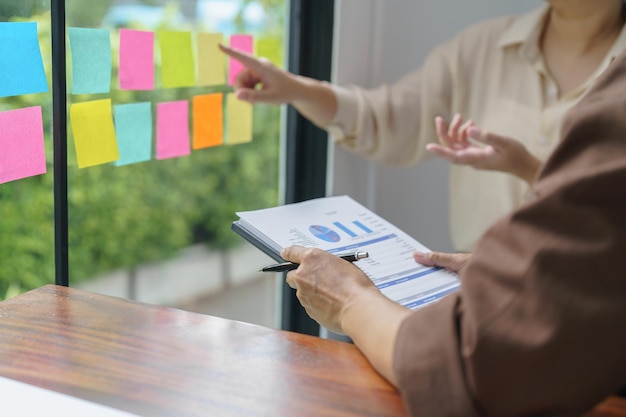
[[232, 195, 460, 309]]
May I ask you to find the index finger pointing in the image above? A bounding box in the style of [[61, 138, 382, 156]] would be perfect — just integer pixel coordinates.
[[218, 43, 264, 71]]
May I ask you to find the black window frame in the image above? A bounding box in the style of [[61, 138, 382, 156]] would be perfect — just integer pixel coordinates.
[[282, 0, 334, 335]]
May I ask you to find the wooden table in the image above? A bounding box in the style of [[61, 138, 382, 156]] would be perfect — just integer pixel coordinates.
[[0, 285, 623, 417], [0, 285, 406, 417]]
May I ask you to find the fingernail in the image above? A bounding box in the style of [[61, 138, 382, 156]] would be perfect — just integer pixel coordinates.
[[238, 91, 249, 101], [468, 127, 481, 138]]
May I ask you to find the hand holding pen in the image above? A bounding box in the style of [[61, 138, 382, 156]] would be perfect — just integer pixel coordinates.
[[260, 251, 369, 272]]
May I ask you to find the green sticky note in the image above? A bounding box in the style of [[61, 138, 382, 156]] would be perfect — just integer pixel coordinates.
[[256, 38, 283, 68], [158, 30, 195, 88]]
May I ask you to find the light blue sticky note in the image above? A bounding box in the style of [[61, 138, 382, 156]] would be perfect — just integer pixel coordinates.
[[0, 22, 48, 98], [69, 27, 112, 95], [113, 102, 153, 166]]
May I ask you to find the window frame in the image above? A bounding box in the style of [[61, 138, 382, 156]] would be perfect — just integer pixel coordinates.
[[282, 0, 334, 335]]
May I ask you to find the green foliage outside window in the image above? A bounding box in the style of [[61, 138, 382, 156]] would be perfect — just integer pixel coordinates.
[[0, 0, 285, 298]]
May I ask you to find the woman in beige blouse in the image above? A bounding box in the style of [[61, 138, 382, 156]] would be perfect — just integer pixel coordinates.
[[221, 0, 626, 253]]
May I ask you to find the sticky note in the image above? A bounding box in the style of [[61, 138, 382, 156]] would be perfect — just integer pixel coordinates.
[[228, 34, 253, 86], [68, 28, 112, 95], [0, 106, 46, 184], [196, 33, 226, 86], [156, 101, 191, 160], [158, 31, 195, 88], [119, 29, 155, 90], [256, 38, 283, 67], [193, 94, 223, 149], [0, 22, 48, 98], [226, 94, 252, 145], [113, 102, 153, 166], [70, 99, 119, 168]]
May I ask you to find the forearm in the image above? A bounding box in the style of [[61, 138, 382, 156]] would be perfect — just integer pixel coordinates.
[[340, 288, 412, 386], [290, 75, 338, 127], [511, 152, 542, 185]]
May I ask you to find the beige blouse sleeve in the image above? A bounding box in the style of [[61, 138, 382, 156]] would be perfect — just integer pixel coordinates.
[[393, 50, 626, 417], [323, 41, 458, 166]]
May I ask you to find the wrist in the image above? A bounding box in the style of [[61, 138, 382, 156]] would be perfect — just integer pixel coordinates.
[[511, 152, 541, 185], [289, 75, 337, 126], [289, 74, 316, 105], [520, 154, 541, 184], [339, 287, 381, 336]]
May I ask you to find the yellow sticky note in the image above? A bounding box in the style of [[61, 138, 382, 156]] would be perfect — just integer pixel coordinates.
[[159, 30, 195, 88], [70, 99, 119, 168], [197, 33, 226, 86], [255, 38, 283, 68], [226, 94, 252, 145]]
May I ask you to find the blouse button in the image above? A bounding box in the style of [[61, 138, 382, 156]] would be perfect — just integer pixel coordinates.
[[548, 86, 558, 98]]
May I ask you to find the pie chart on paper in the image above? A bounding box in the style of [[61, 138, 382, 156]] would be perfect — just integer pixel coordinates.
[[309, 225, 341, 243]]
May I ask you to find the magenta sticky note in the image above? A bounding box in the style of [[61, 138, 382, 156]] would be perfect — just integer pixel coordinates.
[[228, 34, 253, 85], [119, 29, 155, 90], [0, 106, 46, 184], [156, 101, 191, 160]]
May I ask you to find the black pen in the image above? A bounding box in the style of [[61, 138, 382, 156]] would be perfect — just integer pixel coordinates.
[[260, 251, 369, 272]]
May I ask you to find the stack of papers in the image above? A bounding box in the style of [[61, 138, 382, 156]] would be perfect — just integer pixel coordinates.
[[232, 195, 460, 309]]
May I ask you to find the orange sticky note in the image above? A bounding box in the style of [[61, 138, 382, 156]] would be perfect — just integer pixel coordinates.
[[226, 93, 252, 145], [70, 99, 119, 168], [193, 93, 223, 149]]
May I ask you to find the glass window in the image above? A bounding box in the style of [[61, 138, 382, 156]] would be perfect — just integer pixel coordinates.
[[0, 0, 54, 300], [65, 0, 286, 328]]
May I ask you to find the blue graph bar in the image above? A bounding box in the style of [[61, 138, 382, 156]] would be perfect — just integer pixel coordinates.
[[353, 220, 373, 234], [333, 221, 357, 237]]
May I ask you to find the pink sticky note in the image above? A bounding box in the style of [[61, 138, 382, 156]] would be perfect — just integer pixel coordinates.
[[228, 34, 253, 86], [0, 106, 46, 184], [156, 101, 190, 160], [119, 29, 155, 90]]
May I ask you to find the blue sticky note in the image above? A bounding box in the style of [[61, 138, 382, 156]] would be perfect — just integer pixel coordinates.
[[69, 28, 112, 94], [0, 22, 48, 98], [113, 102, 153, 166]]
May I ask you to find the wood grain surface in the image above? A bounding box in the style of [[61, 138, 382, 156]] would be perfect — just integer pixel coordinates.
[[0, 285, 623, 417], [0, 285, 406, 417]]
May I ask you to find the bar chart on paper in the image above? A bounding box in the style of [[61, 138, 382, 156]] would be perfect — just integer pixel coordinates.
[[234, 195, 461, 309]]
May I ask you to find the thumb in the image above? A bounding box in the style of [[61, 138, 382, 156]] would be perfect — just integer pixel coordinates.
[[413, 251, 468, 273], [280, 245, 306, 263], [468, 127, 509, 149]]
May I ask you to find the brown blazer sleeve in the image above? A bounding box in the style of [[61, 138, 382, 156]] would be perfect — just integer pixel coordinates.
[[393, 50, 626, 417]]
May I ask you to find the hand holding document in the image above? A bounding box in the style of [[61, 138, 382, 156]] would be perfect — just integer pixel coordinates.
[[232, 195, 460, 310]]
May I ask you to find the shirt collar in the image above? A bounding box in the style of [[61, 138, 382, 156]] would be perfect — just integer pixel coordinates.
[[606, 19, 626, 63], [497, 5, 626, 79], [497, 5, 550, 65]]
